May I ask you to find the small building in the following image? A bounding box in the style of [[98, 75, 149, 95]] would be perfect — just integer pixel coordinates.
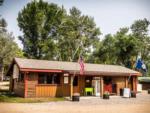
[[138, 77, 150, 90], [6, 58, 141, 98]]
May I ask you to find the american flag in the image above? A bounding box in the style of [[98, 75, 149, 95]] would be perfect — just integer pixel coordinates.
[[78, 56, 84, 75]]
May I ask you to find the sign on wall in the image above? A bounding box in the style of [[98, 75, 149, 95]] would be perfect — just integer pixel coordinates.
[[64, 73, 69, 84]]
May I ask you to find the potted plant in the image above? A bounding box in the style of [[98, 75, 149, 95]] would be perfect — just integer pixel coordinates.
[[103, 91, 110, 99]]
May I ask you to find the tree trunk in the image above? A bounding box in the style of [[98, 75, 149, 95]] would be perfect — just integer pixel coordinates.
[[0, 58, 4, 81], [1, 67, 4, 81]]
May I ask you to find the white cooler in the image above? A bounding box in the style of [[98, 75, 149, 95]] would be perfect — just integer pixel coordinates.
[[123, 88, 130, 98]]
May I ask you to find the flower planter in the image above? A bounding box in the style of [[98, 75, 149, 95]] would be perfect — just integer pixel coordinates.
[[103, 94, 109, 99], [130, 91, 136, 98]]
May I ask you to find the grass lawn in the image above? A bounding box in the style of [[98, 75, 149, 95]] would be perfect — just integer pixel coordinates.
[[0, 90, 65, 103]]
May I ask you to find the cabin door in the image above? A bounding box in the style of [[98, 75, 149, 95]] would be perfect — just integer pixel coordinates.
[[92, 78, 100, 96], [95, 80, 100, 96]]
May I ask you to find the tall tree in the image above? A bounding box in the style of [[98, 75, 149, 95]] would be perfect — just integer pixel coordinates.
[[92, 34, 116, 64], [93, 27, 139, 68], [0, 17, 7, 32], [131, 18, 150, 75], [18, 0, 66, 59], [56, 7, 101, 61], [114, 28, 139, 67], [0, 18, 23, 81], [18, 1, 101, 61], [0, 0, 4, 6], [131, 18, 150, 60]]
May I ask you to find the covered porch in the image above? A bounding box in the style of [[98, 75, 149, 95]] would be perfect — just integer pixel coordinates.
[[34, 72, 138, 98], [71, 75, 138, 97]]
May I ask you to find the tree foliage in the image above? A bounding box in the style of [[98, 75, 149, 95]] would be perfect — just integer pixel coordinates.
[[17, 0, 150, 76], [93, 34, 116, 64], [18, 0, 66, 59], [130, 18, 150, 75], [56, 7, 100, 61], [93, 19, 150, 76], [94, 28, 139, 67], [18, 1, 100, 61], [0, 18, 7, 32], [130, 18, 150, 61], [0, 18, 24, 80]]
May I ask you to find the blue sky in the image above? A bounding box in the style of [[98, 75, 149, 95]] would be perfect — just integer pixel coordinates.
[[0, 0, 150, 48]]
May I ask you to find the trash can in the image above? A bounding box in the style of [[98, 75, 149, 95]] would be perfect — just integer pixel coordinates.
[[148, 89, 150, 94], [120, 88, 123, 96], [130, 91, 136, 98], [72, 93, 80, 101]]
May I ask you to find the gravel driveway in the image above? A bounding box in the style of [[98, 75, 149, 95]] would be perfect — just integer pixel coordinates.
[[0, 91, 150, 113]]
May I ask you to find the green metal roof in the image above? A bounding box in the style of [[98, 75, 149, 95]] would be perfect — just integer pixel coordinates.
[[138, 77, 150, 83]]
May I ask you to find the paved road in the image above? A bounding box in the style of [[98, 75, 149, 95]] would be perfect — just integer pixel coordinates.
[[0, 91, 150, 113]]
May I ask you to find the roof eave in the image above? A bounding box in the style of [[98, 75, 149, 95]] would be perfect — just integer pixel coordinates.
[[66, 70, 141, 76], [20, 68, 63, 73]]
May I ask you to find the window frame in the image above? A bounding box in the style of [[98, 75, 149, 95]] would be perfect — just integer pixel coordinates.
[[18, 72, 24, 83], [38, 73, 61, 85]]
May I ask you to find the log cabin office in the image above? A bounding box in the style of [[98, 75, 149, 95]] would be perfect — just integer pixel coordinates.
[[6, 58, 141, 98]]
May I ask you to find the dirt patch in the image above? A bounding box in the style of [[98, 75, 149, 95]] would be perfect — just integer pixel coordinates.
[[0, 102, 149, 113]]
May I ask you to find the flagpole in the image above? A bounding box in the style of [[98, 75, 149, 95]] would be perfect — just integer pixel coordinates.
[[70, 40, 83, 99], [70, 23, 85, 100]]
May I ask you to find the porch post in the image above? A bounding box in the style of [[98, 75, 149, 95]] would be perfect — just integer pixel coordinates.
[[70, 75, 73, 99], [125, 76, 128, 88], [133, 76, 137, 92], [24, 72, 28, 98], [100, 77, 104, 97], [135, 76, 137, 93]]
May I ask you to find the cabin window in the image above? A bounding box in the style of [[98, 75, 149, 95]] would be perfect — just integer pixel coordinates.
[[18, 72, 24, 82], [38, 73, 60, 84], [28, 73, 36, 81], [73, 76, 78, 86], [38, 74, 47, 84], [53, 74, 60, 84]]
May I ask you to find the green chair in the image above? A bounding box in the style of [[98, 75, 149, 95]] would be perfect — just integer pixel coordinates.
[[85, 87, 94, 96]]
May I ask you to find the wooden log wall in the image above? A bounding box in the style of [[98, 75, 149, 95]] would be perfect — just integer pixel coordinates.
[[112, 77, 126, 95], [14, 80, 24, 97], [36, 85, 62, 97], [19, 72, 136, 97], [26, 73, 38, 97], [34, 73, 70, 97], [78, 76, 85, 96], [61, 76, 70, 96]]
